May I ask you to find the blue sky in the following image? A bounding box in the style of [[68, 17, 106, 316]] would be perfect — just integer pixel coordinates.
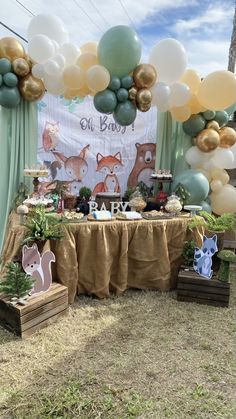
[[0, 0, 235, 76]]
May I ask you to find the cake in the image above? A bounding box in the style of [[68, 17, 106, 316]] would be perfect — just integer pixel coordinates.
[[23, 168, 49, 177], [23, 196, 54, 212]]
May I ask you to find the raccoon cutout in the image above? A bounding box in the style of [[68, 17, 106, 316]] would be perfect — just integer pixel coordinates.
[[193, 235, 218, 279]]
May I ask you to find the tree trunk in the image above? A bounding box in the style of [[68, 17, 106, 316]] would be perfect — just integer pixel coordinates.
[[228, 3, 236, 72]]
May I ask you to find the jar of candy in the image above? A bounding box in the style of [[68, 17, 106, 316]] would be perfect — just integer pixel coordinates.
[[165, 194, 182, 216]]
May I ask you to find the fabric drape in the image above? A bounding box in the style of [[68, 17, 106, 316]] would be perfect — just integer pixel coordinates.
[[0, 101, 38, 254]]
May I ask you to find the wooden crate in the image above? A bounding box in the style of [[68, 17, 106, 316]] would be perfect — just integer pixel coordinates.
[[177, 270, 230, 307], [0, 283, 68, 338]]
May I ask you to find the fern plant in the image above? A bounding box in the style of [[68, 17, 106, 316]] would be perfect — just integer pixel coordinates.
[[188, 211, 236, 233], [23, 206, 63, 244]]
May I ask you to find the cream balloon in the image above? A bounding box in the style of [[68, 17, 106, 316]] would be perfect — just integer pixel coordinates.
[[198, 70, 236, 110], [59, 43, 80, 65], [28, 34, 55, 63], [80, 41, 98, 55], [210, 184, 236, 215], [151, 82, 170, 111], [63, 65, 85, 89], [149, 38, 187, 84], [210, 168, 230, 185], [210, 179, 223, 193], [86, 65, 110, 93], [169, 82, 191, 107], [211, 147, 235, 169], [180, 68, 201, 94], [188, 94, 206, 114], [170, 105, 191, 122], [27, 14, 69, 45], [76, 53, 98, 71]]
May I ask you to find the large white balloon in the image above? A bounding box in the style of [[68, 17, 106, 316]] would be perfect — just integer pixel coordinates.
[[211, 148, 235, 169], [211, 184, 236, 215], [59, 43, 80, 65], [44, 59, 61, 76], [28, 34, 55, 63], [225, 143, 236, 169], [149, 38, 187, 84], [27, 14, 69, 45], [151, 82, 170, 111], [169, 82, 191, 106], [43, 74, 65, 95], [185, 146, 210, 168], [54, 53, 66, 68], [32, 63, 45, 79]]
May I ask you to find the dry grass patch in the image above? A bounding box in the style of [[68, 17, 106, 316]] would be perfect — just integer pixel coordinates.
[[0, 278, 235, 418]]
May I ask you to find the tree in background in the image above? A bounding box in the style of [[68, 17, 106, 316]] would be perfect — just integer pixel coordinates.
[[228, 3, 236, 72]]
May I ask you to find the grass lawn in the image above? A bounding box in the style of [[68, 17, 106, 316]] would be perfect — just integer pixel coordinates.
[[0, 273, 235, 418]]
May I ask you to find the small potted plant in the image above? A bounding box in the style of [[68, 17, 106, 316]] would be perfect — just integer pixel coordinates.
[[0, 262, 35, 305], [79, 186, 92, 202], [217, 250, 236, 282], [181, 240, 196, 269]]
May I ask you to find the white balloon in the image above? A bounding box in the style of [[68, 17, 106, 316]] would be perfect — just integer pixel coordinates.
[[52, 40, 59, 53], [28, 34, 55, 63], [226, 143, 236, 169], [44, 59, 61, 76], [149, 38, 187, 84], [185, 146, 209, 168], [43, 74, 65, 95], [211, 184, 236, 215], [59, 43, 80, 65], [54, 53, 66, 68], [27, 14, 69, 45], [32, 63, 45, 79], [151, 82, 170, 111], [169, 82, 191, 106], [211, 148, 235, 169]]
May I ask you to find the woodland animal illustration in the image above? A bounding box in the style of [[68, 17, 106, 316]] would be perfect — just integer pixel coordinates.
[[22, 244, 55, 295], [93, 152, 123, 195], [193, 235, 218, 279], [50, 144, 90, 181], [127, 142, 156, 188], [42, 121, 60, 151]]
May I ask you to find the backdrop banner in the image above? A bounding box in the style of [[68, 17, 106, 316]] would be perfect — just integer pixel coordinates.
[[37, 94, 157, 197]]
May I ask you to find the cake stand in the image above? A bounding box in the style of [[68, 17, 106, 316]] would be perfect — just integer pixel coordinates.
[[184, 205, 202, 217]]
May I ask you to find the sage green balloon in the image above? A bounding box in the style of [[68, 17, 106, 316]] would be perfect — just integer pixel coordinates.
[[121, 75, 133, 89], [0, 74, 2, 87], [117, 88, 128, 102], [182, 114, 206, 137], [94, 89, 117, 114], [225, 102, 236, 117], [0, 85, 21, 108], [172, 169, 209, 205], [113, 100, 137, 126], [214, 110, 229, 127], [3, 72, 18, 87], [202, 110, 215, 120], [109, 76, 121, 91], [98, 25, 141, 78], [200, 200, 212, 213], [0, 58, 11, 75]]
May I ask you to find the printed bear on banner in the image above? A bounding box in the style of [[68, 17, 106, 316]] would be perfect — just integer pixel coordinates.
[[22, 243, 55, 295], [93, 152, 123, 196], [127, 143, 156, 188], [42, 121, 60, 151], [193, 235, 218, 279]]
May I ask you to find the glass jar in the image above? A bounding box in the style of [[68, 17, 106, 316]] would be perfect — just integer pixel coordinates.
[[165, 194, 182, 216]]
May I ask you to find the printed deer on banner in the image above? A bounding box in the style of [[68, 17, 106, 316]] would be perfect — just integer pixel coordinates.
[[48, 144, 90, 181]]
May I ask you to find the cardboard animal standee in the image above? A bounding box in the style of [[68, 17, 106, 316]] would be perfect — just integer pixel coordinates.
[[193, 235, 218, 279]]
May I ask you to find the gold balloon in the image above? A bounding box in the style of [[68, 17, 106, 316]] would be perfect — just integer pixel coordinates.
[[137, 102, 151, 112], [19, 74, 45, 101], [196, 128, 220, 152], [12, 58, 30, 77], [128, 86, 138, 101], [133, 64, 157, 89], [219, 126, 236, 148], [0, 37, 25, 60], [136, 88, 152, 106], [206, 120, 220, 132]]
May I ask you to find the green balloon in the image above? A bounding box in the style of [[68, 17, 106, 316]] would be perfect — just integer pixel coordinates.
[[172, 169, 209, 205], [214, 110, 229, 127], [0, 74, 2, 87], [109, 76, 121, 91], [182, 114, 206, 137], [121, 75, 133, 89], [117, 88, 128, 102], [98, 25, 141, 78], [0, 58, 12, 75], [0, 85, 21, 108], [3, 72, 18, 87], [200, 200, 212, 213], [202, 110, 215, 120], [94, 89, 117, 114], [225, 102, 236, 117], [113, 100, 137, 126]]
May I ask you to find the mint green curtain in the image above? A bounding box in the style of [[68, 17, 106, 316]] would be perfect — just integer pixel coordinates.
[[0, 100, 38, 254], [156, 111, 191, 186]]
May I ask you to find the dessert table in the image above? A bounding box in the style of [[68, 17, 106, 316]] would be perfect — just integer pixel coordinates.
[[1, 213, 203, 304]]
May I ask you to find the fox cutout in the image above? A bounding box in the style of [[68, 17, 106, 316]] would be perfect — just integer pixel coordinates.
[[42, 121, 60, 151], [193, 235, 218, 279], [93, 152, 123, 195], [51, 144, 90, 181], [22, 244, 55, 295]]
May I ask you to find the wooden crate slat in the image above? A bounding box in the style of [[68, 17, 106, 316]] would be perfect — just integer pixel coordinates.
[[0, 299, 21, 332], [178, 272, 230, 288], [177, 289, 229, 302], [21, 294, 68, 324], [177, 282, 230, 295], [21, 301, 69, 332], [21, 308, 69, 338], [177, 295, 229, 307]]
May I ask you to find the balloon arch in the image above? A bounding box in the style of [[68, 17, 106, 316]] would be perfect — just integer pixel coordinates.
[[0, 13, 236, 214]]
